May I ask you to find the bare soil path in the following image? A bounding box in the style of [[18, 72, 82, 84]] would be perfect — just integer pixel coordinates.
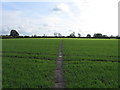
[[54, 40, 64, 88]]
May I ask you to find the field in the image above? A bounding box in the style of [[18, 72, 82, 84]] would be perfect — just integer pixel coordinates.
[[2, 38, 119, 88], [62, 39, 118, 88], [2, 39, 60, 88]]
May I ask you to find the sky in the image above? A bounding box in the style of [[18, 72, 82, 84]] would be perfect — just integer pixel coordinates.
[[0, 0, 119, 36]]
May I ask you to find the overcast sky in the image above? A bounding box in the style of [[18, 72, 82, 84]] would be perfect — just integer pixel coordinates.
[[0, 0, 119, 36]]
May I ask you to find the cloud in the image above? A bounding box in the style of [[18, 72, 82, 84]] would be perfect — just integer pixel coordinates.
[[53, 7, 61, 12], [1, 10, 42, 35], [54, 3, 70, 13], [2, 0, 73, 2], [52, 3, 76, 19], [71, 0, 118, 36], [1, 0, 118, 36], [1, 9, 73, 36], [1, 2, 82, 36]]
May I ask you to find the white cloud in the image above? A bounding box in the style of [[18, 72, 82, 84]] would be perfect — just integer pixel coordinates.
[[1, 2, 81, 36], [53, 3, 75, 19], [1, 0, 119, 36], [2, 10, 42, 35], [2, 0, 73, 2], [54, 3, 70, 13], [72, 0, 118, 36], [1, 10, 70, 36]]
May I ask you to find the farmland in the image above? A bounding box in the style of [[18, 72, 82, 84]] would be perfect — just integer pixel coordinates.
[[62, 39, 119, 88], [2, 38, 60, 88], [2, 38, 119, 88]]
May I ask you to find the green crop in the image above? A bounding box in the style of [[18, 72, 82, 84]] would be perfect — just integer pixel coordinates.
[[64, 61, 118, 88], [3, 57, 55, 88], [62, 39, 118, 88], [2, 38, 119, 88], [2, 38, 61, 88]]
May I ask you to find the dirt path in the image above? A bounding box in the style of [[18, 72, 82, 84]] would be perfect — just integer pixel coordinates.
[[54, 40, 64, 88]]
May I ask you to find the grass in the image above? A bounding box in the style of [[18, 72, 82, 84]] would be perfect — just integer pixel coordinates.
[[63, 39, 118, 61], [3, 57, 55, 88], [62, 39, 118, 88], [64, 61, 118, 88], [2, 39, 59, 54], [2, 38, 61, 88], [2, 38, 119, 88]]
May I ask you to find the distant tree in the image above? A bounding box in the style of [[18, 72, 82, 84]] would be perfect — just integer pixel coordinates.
[[69, 32, 75, 37], [58, 33, 62, 37], [93, 33, 102, 38], [34, 34, 37, 37], [10, 30, 19, 37], [86, 34, 91, 38], [78, 33, 81, 37], [110, 35, 115, 38], [116, 35, 119, 39], [102, 35, 108, 38], [43, 34, 46, 36], [54, 32, 57, 37], [24, 36, 30, 38]]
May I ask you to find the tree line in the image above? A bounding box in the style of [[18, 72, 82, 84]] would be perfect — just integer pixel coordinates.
[[1, 30, 120, 39]]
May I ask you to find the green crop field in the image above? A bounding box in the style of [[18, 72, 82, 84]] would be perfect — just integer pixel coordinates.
[[62, 39, 119, 88], [2, 38, 61, 88], [2, 38, 119, 88]]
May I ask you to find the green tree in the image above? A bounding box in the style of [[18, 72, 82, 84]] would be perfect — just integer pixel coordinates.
[[86, 34, 91, 38], [93, 33, 102, 38], [70, 32, 75, 37], [102, 35, 108, 38], [10, 30, 19, 37], [78, 33, 81, 37]]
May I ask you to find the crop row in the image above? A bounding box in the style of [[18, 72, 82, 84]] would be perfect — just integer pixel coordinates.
[[62, 39, 118, 88], [2, 39, 60, 55], [2, 38, 119, 88], [63, 61, 118, 88], [3, 57, 56, 88], [63, 39, 118, 57], [63, 56, 119, 62], [2, 38, 60, 88], [1, 51, 57, 55], [2, 53, 57, 60]]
